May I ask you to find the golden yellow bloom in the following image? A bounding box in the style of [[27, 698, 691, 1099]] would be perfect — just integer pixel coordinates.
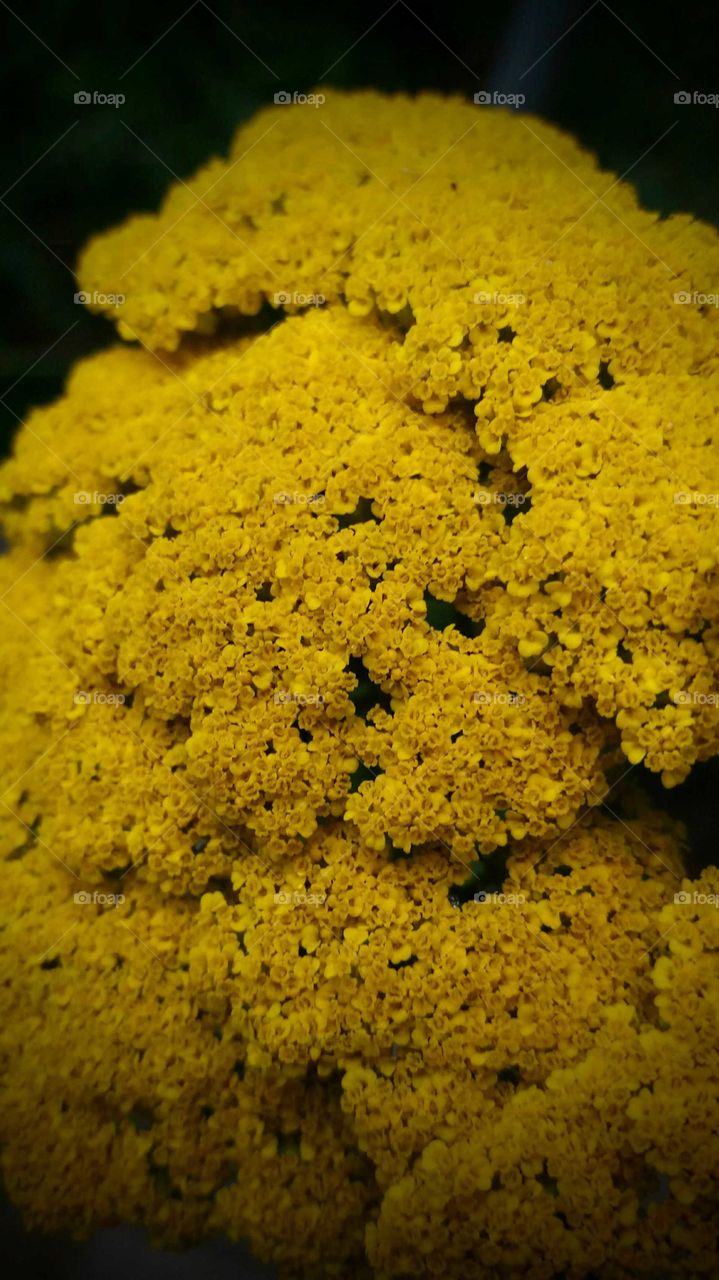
[[1, 807, 717, 1278], [1, 91, 718, 1278]]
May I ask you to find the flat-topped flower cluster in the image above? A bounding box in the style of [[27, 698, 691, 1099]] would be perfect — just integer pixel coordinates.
[[1, 92, 718, 1277]]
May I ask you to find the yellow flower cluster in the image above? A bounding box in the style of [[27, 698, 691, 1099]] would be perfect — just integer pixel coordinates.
[[1, 91, 719, 1276], [75, 90, 719, 791], [1, 810, 718, 1278], [0, 310, 615, 876], [0, 843, 374, 1274]]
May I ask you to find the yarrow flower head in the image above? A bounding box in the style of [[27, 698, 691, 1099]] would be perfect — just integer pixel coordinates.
[[1, 91, 718, 1278]]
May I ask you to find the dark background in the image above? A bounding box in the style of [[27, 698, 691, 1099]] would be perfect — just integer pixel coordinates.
[[1, 0, 718, 1274], [3, 0, 719, 440]]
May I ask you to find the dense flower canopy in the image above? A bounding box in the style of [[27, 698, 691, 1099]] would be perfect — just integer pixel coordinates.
[[1, 91, 718, 1277], [2, 810, 719, 1277]]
